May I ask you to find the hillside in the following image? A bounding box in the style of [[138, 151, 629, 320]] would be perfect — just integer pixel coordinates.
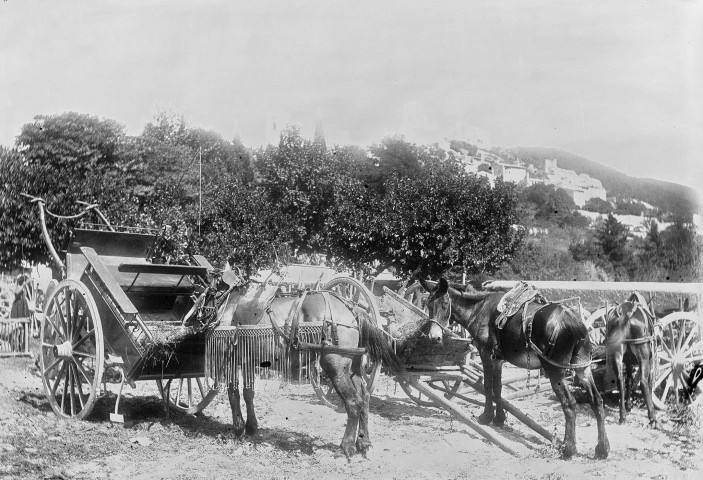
[[501, 146, 701, 219]]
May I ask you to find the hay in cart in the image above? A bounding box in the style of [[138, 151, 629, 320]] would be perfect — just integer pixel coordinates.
[[382, 287, 473, 367]]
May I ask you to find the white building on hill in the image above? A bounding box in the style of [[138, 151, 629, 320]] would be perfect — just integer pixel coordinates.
[[543, 159, 606, 207], [496, 164, 528, 184]]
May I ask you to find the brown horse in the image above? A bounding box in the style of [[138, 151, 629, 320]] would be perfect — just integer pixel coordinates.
[[605, 296, 657, 428], [215, 281, 399, 458], [421, 277, 609, 459]]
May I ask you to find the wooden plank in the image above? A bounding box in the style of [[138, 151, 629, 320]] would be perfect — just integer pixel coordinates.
[[117, 263, 208, 277], [191, 255, 213, 270], [80, 247, 138, 315], [398, 372, 521, 457], [383, 286, 429, 322], [484, 280, 703, 295], [459, 365, 554, 442]]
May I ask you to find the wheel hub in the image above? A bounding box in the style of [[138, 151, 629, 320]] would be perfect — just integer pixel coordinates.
[[53, 340, 73, 358]]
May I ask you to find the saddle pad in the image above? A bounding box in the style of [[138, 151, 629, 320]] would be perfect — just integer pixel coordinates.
[[496, 282, 542, 329], [231, 282, 279, 325]]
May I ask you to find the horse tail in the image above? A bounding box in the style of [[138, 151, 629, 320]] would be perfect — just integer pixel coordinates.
[[604, 303, 636, 353], [357, 310, 404, 374], [559, 305, 591, 364]]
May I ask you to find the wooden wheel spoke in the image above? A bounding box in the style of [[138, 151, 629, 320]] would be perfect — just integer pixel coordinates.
[[44, 313, 65, 343], [686, 353, 703, 363], [73, 351, 96, 360], [43, 357, 62, 378], [50, 363, 66, 397], [176, 380, 184, 407], [73, 328, 95, 350], [73, 358, 93, 384], [71, 363, 86, 409], [679, 328, 699, 355], [675, 321, 685, 351], [60, 365, 70, 413], [661, 340, 674, 359], [66, 288, 74, 340], [654, 366, 672, 388], [73, 310, 88, 343], [68, 364, 77, 416]]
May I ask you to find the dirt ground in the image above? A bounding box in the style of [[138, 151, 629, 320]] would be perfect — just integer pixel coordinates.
[[1, 349, 701, 480]]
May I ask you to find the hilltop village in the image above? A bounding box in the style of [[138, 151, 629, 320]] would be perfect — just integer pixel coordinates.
[[445, 145, 702, 238]]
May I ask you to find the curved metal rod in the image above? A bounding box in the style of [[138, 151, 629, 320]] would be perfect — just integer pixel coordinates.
[[20, 194, 66, 277]]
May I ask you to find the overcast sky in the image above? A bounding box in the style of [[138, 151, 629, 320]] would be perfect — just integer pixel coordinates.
[[1, 0, 701, 197]]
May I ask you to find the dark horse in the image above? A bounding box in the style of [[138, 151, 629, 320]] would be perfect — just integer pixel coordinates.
[[420, 277, 609, 459], [605, 296, 657, 428], [215, 281, 399, 458]]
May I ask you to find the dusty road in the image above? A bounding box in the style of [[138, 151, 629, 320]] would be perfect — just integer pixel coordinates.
[[1, 351, 701, 480]]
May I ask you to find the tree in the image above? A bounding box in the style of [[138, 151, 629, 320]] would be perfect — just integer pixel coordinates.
[[326, 160, 523, 278], [0, 113, 135, 270], [520, 183, 576, 222], [583, 197, 614, 214], [595, 213, 630, 273], [254, 126, 344, 254]]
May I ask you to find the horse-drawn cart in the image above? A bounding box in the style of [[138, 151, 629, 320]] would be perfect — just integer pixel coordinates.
[[24, 194, 221, 420], [584, 300, 703, 409]]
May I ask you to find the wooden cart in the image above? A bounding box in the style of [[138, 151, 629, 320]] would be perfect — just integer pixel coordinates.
[[584, 301, 703, 408], [24, 195, 220, 420]]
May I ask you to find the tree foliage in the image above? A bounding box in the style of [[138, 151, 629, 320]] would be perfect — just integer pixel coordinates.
[[327, 159, 522, 278]]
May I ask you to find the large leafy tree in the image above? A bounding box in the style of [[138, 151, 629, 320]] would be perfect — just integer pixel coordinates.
[[255, 126, 345, 254], [327, 158, 523, 278], [0, 113, 136, 270]]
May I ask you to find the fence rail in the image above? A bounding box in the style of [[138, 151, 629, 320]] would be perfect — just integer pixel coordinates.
[[0, 316, 31, 357]]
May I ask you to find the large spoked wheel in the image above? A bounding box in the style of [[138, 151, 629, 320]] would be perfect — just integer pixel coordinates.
[[310, 354, 345, 412], [23, 278, 42, 338], [653, 312, 703, 409], [40, 279, 104, 420], [402, 281, 430, 313], [311, 276, 382, 409], [156, 377, 219, 415]]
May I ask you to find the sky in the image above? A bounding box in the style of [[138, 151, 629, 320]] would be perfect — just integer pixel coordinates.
[[1, 0, 702, 198]]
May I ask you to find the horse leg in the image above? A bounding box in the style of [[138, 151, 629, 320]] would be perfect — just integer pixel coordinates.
[[574, 367, 610, 459], [352, 368, 372, 456], [624, 359, 634, 413], [610, 349, 627, 424], [546, 367, 578, 459], [477, 349, 496, 425], [636, 345, 657, 428], [491, 359, 507, 427], [227, 381, 246, 438], [242, 385, 258, 435], [322, 356, 361, 458]]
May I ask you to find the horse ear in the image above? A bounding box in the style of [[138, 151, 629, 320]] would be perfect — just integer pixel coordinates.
[[437, 277, 449, 296]]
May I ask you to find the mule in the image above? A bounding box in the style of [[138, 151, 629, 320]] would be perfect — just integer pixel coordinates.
[[420, 277, 610, 459], [216, 282, 399, 458], [604, 297, 657, 428]]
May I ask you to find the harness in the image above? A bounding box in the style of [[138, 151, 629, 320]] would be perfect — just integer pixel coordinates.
[[266, 289, 362, 352], [493, 286, 593, 371]]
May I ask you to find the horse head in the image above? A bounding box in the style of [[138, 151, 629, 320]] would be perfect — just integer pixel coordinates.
[[423, 277, 452, 341]]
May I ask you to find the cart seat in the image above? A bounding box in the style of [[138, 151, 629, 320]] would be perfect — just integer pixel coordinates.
[[67, 229, 205, 293]]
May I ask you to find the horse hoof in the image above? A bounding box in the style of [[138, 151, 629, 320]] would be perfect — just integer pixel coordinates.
[[356, 439, 372, 458], [493, 413, 507, 427], [340, 441, 357, 459], [649, 420, 658, 430], [561, 444, 577, 459], [477, 413, 494, 425], [232, 426, 245, 438], [618, 417, 627, 425], [245, 426, 258, 436], [595, 444, 609, 460]]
